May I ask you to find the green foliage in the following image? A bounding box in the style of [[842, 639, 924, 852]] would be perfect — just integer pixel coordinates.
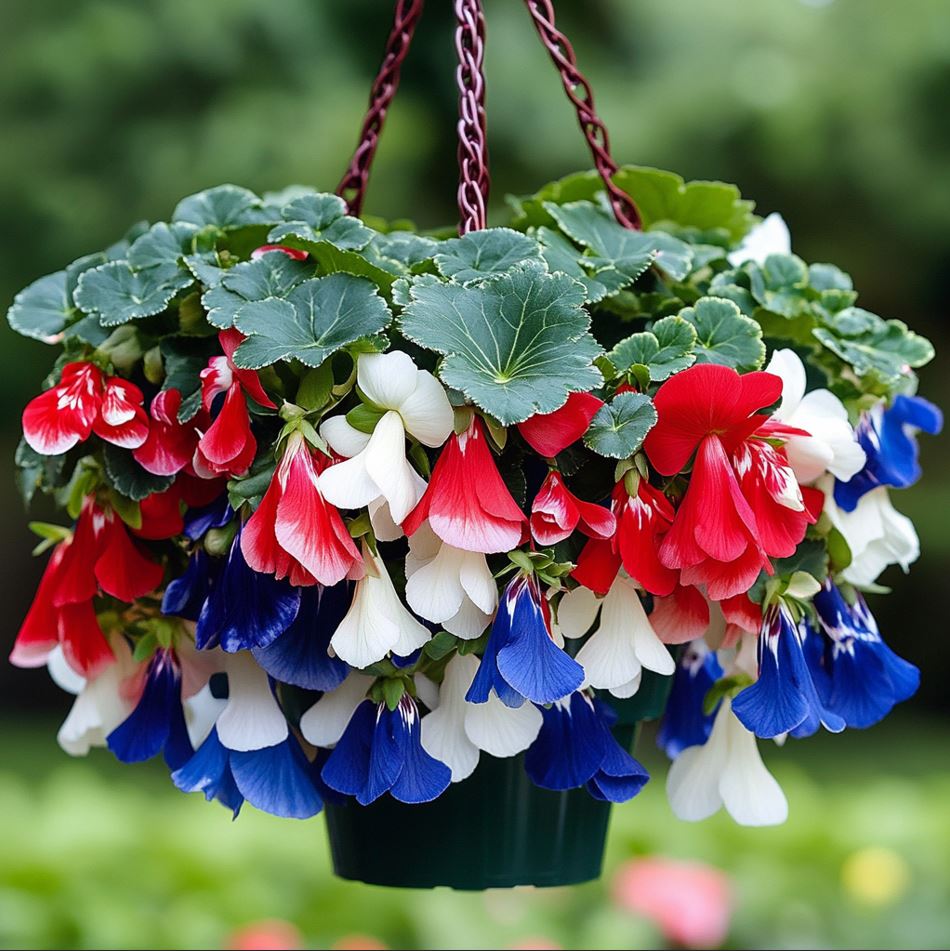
[[75, 261, 192, 327], [232, 274, 391, 370], [172, 185, 279, 230], [267, 193, 373, 249], [583, 392, 658, 459], [101, 444, 174, 501], [607, 315, 697, 382], [680, 296, 766, 371], [434, 228, 543, 283], [400, 262, 602, 426]]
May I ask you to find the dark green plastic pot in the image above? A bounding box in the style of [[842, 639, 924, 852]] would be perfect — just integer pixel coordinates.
[[323, 672, 673, 890]]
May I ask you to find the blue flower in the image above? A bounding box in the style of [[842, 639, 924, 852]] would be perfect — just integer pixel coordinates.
[[525, 692, 649, 803], [195, 529, 301, 652], [172, 726, 323, 820], [466, 574, 583, 708], [835, 395, 942, 512], [732, 605, 846, 739], [657, 640, 723, 758], [107, 649, 194, 770], [252, 583, 350, 691], [183, 495, 233, 541], [812, 580, 919, 728], [162, 549, 216, 622], [321, 697, 452, 805]]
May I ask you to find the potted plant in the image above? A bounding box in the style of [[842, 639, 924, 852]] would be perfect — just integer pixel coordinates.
[[8, 0, 939, 889]]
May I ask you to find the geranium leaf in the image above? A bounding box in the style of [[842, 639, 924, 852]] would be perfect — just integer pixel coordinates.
[[365, 231, 439, 273], [681, 296, 765, 371], [231, 274, 391, 370], [102, 444, 174, 501], [813, 307, 934, 385], [184, 254, 228, 288], [200, 251, 313, 329], [537, 227, 627, 304], [749, 253, 811, 318], [399, 262, 603, 426], [608, 315, 697, 381], [173, 185, 277, 229], [127, 222, 199, 270], [584, 391, 657, 459], [75, 261, 192, 326], [7, 271, 71, 340], [434, 228, 543, 283], [809, 263, 853, 292], [15, 439, 66, 505], [268, 194, 373, 250]]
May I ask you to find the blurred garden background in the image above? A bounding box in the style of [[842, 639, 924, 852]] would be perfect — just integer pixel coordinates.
[[1, 0, 948, 948]]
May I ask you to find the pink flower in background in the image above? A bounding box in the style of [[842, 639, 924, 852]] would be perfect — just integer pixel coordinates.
[[331, 937, 389, 951], [226, 919, 303, 951], [508, 940, 562, 950], [611, 856, 732, 949]]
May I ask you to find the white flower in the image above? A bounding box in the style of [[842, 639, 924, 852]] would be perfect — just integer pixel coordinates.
[[318, 351, 454, 527], [420, 654, 542, 781], [57, 636, 137, 756], [820, 479, 919, 586], [47, 645, 86, 695], [558, 575, 675, 697], [666, 698, 788, 826], [330, 541, 431, 668], [404, 522, 497, 639], [216, 652, 288, 752], [183, 683, 228, 750], [767, 348, 866, 483], [299, 672, 374, 747], [727, 212, 791, 266]]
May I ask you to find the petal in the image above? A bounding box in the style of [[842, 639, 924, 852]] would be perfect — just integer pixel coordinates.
[[576, 577, 644, 690], [357, 351, 419, 412], [299, 672, 374, 747], [443, 597, 493, 640], [765, 348, 806, 419], [58, 601, 115, 680], [529, 471, 580, 546], [316, 446, 381, 512], [10, 544, 69, 668], [198, 384, 256, 468], [554, 585, 601, 639], [458, 550, 498, 615], [524, 693, 609, 790], [320, 415, 372, 458], [404, 539, 467, 623], [364, 411, 422, 524], [665, 703, 730, 822], [720, 709, 788, 826], [135, 487, 185, 541], [95, 515, 165, 602], [231, 737, 323, 819], [419, 654, 481, 782], [93, 378, 149, 449], [390, 699, 451, 803], [171, 727, 243, 817], [517, 391, 604, 457], [397, 369, 454, 447], [216, 653, 289, 752], [571, 536, 621, 596], [727, 212, 791, 266], [47, 644, 87, 694], [463, 690, 543, 757], [22, 362, 102, 456], [319, 700, 380, 802]]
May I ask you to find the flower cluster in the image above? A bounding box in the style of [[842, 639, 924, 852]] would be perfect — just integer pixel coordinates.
[[8, 170, 938, 825]]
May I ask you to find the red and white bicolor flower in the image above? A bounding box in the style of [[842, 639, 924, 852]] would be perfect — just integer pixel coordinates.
[[420, 653, 543, 782], [22, 361, 149, 456], [10, 497, 164, 678], [572, 479, 677, 597], [194, 329, 276, 477], [517, 391, 604, 458], [242, 431, 362, 587], [529, 470, 616, 546], [329, 541, 432, 668], [643, 363, 818, 602], [133, 389, 204, 477], [557, 573, 675, 697], [404, 522, 497, 639], [404, 416, 527, 554], [318, 351, 454, 532], [250, 244, 308, 261]]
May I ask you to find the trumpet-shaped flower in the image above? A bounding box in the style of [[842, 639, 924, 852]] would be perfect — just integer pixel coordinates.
[[765, 348, 867, 484], [657, 640, 723, 758], [525, 692, 649, 803], [242, 432, 362, 587], [727, 212, 790, 266], [329, 542, 431, 669], [466, 573, 583, 707], [835, 394, 942, 511], [299, 671, 374, 748], [644, 363, 815, 601], [403, 416, 526, 553], [321, 696, 451, 805], [517, 391, 604, 458], [195, 329, 276, 477], [22, 361, 149, 456], [318, 351, 453, 526], [133, 388, 203, 476], [404, 522, 497, 639], [529, 470, 615, 546], [558, 575, 675, 697], [420, 653, 543, 781], [666, 698, 788, 826]]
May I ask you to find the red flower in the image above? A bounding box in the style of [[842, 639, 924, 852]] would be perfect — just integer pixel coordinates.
[[648, 585, 711, 645], [644, 364, 814, 601], [517, 391, 604, 458], [242, 433, 362, 587], [404, 416, 526, 553], [133, 389, 202, 476], [251, 244, 309, 261], [134, 486, 185, 540], [530, 470, 615, 546], [195, 330, 276, 477], [11, 498, 164, 677], [22, 361, 148, 456], [572, 480, 677, 596]]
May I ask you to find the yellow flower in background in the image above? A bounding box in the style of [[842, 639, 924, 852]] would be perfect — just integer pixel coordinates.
[[841, 847, 911, 906]]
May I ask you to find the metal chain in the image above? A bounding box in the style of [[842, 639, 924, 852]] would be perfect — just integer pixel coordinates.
[[335, 0, 426, 217], [522, 0, 642, 230], [455, 0, 489, 234]]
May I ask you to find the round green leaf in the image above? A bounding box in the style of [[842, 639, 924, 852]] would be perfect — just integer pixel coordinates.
[[434, 228, 543, 284], [608, 315, 697, 381], [680, 296, 765, 372], [584, 392, 658, 459], [75, 261, 192, 326]]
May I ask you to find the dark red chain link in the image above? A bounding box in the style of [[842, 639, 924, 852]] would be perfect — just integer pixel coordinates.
[[335, 0, 425, 217], [523, 0, 642, 230], [455, 0, 490, 234]]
